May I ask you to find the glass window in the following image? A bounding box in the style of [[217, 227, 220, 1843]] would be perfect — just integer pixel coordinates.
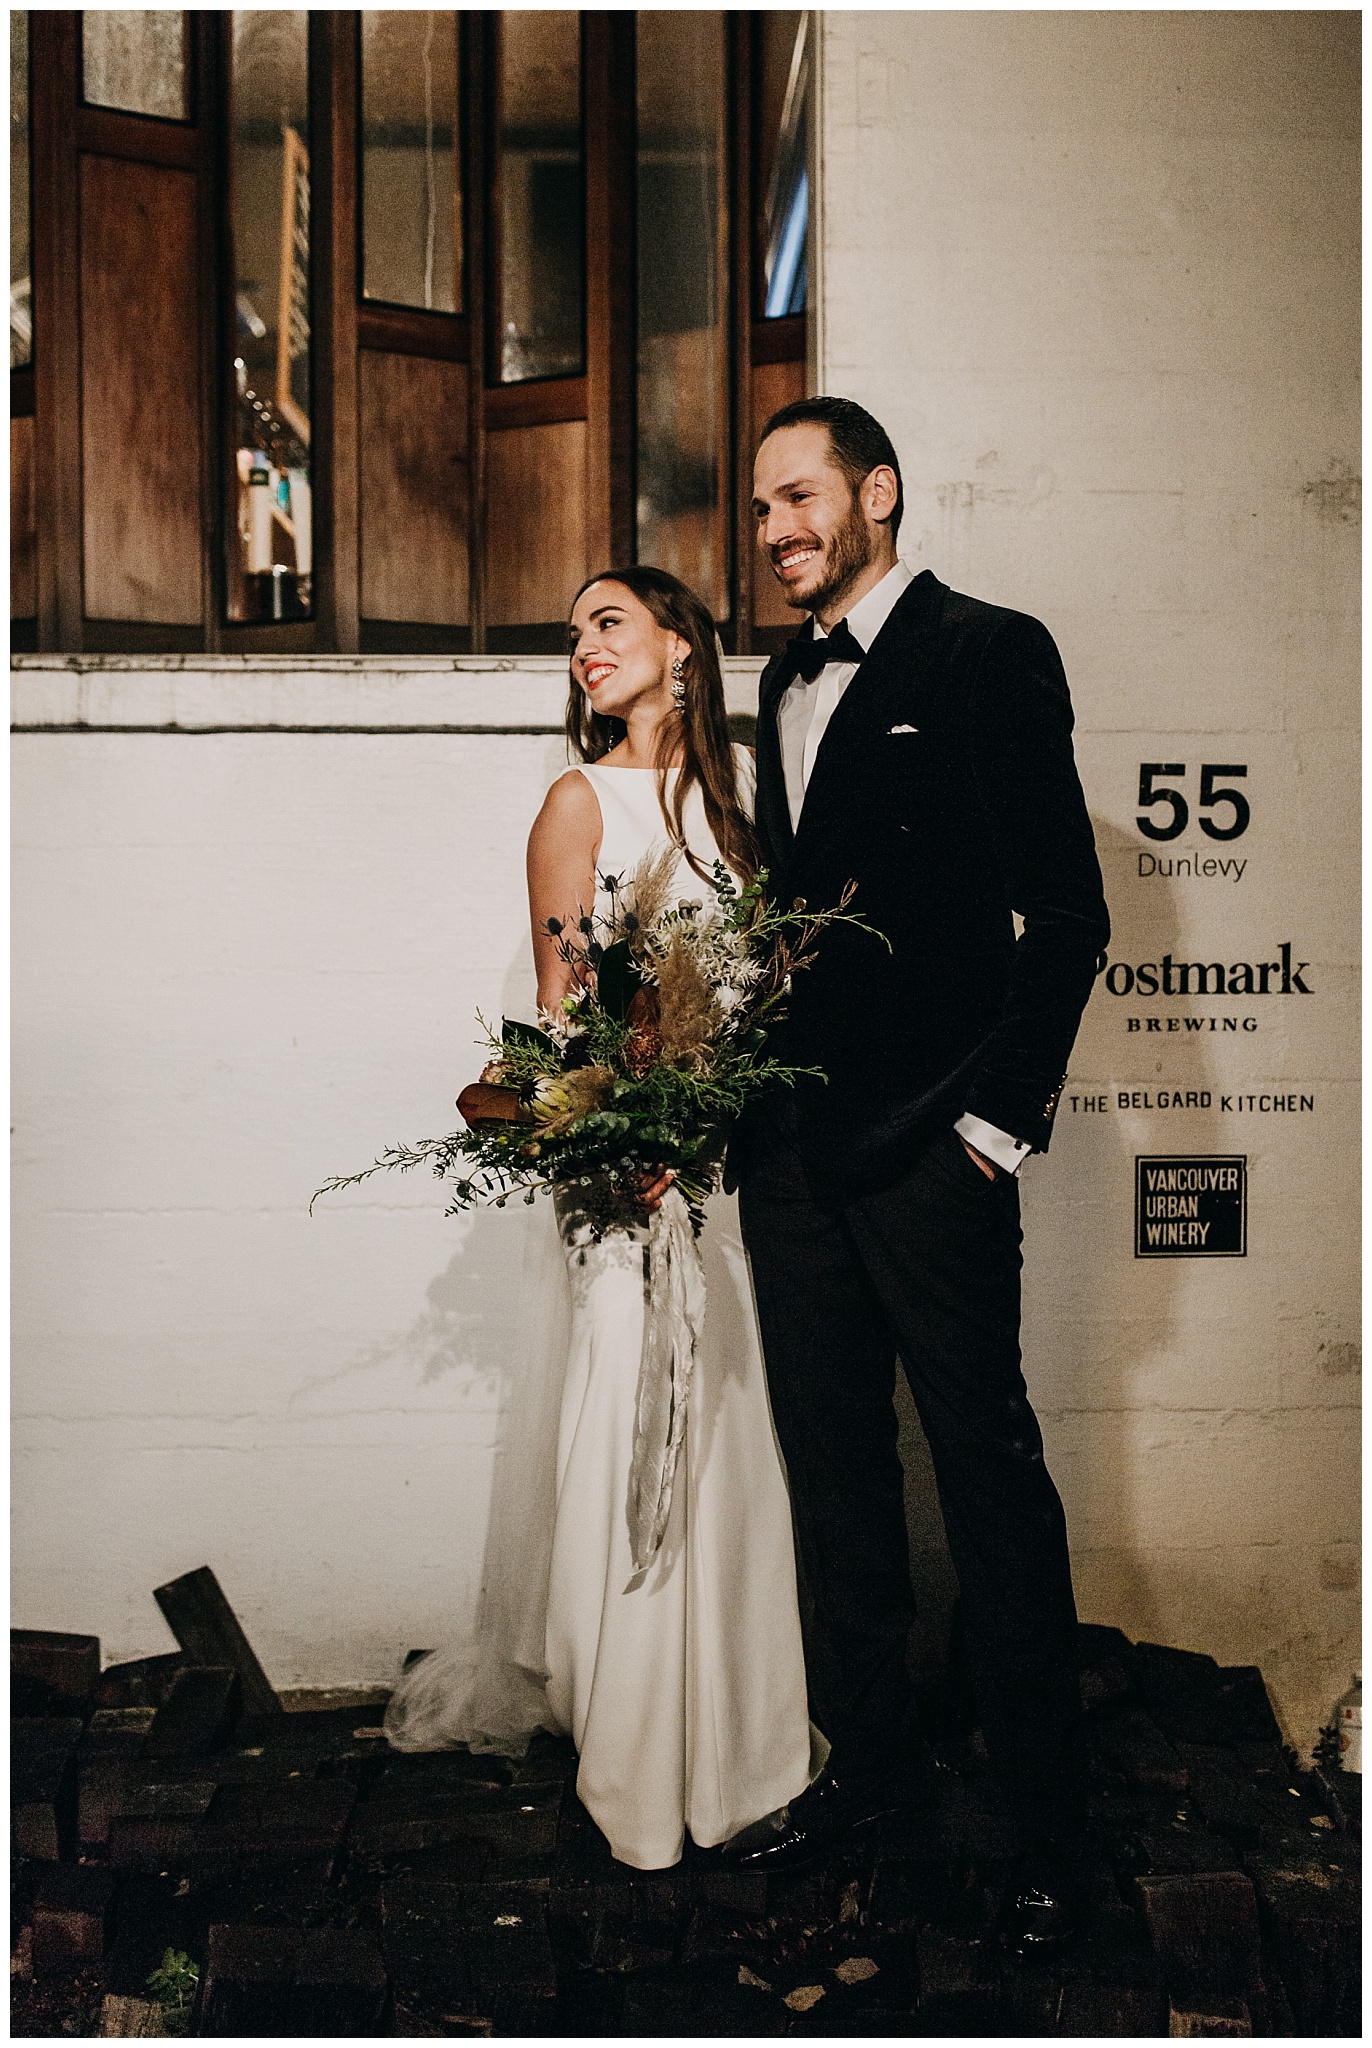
[[636, 12, 728, 618], [82, 10, 191, 124], [494, 12, 583, 384], [758, 12, 809, 318], [361, 11, 461, 313], [227, 11, 312, 623], [11, 11, 30, 369]]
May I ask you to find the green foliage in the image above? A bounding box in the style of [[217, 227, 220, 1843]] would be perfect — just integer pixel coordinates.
[[315, 856, 885, 1237], [146, 1948, 199, 2032]]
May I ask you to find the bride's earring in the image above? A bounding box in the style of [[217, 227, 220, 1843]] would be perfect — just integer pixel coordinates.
[[671, 657, 687, 708]]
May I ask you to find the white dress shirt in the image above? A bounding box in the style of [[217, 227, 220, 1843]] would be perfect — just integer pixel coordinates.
[[776, 560, 1032, 1179]]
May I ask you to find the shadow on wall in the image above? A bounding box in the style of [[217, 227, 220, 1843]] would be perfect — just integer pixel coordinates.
[[895, 819, 1204, 1685], [1024, 813, 1236, 1649]]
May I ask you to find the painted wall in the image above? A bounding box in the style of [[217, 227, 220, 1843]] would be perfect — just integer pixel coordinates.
[[11, 659, 762, 1692], [12, 11, 1358, 1751], [11, 663, 577, 1689], [814, 9, 1359, 1742]]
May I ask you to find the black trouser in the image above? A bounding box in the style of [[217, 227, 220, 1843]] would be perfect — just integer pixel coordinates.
[[738, 1097, 1086, 1842]]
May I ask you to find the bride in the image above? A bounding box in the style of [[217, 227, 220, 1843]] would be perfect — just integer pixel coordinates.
[[386, 565, 820, 1871]]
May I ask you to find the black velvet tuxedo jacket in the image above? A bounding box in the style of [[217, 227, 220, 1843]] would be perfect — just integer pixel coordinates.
[[749, 569, 1110, 1190]]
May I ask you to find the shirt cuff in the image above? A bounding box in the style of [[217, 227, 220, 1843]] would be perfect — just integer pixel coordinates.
[[954, 1113, 1033, 1178]]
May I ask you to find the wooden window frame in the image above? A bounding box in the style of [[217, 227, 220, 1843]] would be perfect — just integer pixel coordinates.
[[216, 10, 317, 651], [78, 9, 197, 129], [29, 9, 221, 654], [19, 9, 806, 657], [730, 12, 809, 654]]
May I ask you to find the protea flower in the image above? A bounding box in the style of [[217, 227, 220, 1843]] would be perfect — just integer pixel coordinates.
[[528, 1065, 614, 1132]]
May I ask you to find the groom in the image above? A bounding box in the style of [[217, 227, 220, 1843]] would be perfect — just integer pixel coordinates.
[[726, 397, 1110, 1955]]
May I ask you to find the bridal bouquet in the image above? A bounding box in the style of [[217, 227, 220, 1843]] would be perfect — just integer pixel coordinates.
[[316, 850, 876, 1567], [315, 846, 872, 1239]]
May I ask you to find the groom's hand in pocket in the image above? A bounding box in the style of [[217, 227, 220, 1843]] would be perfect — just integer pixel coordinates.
[[959, 1138, 998, 1181]]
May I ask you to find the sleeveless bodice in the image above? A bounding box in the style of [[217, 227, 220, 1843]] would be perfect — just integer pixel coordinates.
[[574, 747, 756, 915]]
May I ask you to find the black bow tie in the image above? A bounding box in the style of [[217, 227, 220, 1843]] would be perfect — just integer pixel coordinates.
[[787, 618, 866, 683]]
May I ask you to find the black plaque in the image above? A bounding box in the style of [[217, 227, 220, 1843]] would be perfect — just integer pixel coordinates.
[[1135, 1155, 1247, 1258]]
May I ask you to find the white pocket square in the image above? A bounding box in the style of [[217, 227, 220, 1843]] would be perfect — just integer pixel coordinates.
[[888, 723, 920, 734]]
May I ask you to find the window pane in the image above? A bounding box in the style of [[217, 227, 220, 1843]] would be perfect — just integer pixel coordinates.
[[495, 12, 582, 384], [82, 10, 190, 123], [636, 12, 728, 618], [228, 11, 312, 623], [759, 12, 809, 318], [11, 11, 30, 368], [361, 11, 460, 313]]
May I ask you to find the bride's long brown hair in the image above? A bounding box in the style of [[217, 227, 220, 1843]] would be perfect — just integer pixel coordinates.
[[566, 565, 759, 884]]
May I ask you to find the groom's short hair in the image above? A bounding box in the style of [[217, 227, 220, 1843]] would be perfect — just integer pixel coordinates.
[[758, 395, 904, 542]]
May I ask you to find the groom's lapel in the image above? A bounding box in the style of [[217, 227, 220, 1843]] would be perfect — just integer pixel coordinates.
[[790, 570, 947, 859]]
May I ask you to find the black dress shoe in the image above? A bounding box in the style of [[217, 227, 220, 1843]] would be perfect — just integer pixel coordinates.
[[721, 1767, 929, 1873], [995, 1841, 1091, 1958]]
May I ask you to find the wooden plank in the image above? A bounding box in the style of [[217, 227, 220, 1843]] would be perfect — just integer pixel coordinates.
[[143, 1665, 240, 1760], [11, 417, 37, 617], [79, 153, 203, 623], [583, 12, 635, 574], [193, 11, 224, 652], [462, 10, 490, 651], [1092, 1706, 1189, 1791], [152, 1565, 281, 1716], [483, 419, 587, 626], [31, 11, 84, 648], [730, 12, 756, 653], [752, 312, 807, 367], [358, 352, 469, 627], [199, 1923, 388, 2037], [31, 1863, 119, 1978], [12, 1716, 84, 1861], [1135, 1872, 1265, 2018], [1168, 2000, 1252, 2035], [199, 1924, 300, 2038], [750, 356, 806, 629], [308, 11, 360, 652], [79, 1757, 140, 1848], [74, 104, 200, 170], [96, 1652, 185, 1711], [1248, 1860, 1359, 2036], [97, 1994, 166, 2037], [82, 1707, 158, 1752], [11, 1626, 100, 1711], [358, 301, 469, 361], [351, 1790, 558, 1862], [291, 1928, 389, 2036], [107, 1816, 200, 1870], [485, 376, 587, 431], [184, 1781, 355, 1878]]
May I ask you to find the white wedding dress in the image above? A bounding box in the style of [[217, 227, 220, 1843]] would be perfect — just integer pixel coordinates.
[[385, 750, 820, 1869]]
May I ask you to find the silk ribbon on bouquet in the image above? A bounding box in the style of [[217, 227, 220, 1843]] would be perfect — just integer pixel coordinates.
[[627, 1183, 707, 1572]]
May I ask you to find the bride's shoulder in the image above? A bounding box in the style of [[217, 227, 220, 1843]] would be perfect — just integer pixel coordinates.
[[731, 742, 758, 810], [529, 767, 599, 841]]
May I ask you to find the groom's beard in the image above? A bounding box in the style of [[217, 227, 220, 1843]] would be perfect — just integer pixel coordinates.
[[782, 490, 877, 616]]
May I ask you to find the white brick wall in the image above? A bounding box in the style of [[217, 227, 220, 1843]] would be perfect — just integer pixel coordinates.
[[12, 10, 1359, 1746]]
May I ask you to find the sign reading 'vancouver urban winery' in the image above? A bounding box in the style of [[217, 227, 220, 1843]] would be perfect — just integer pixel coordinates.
[[1134, 1154, 1247, 1259]]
